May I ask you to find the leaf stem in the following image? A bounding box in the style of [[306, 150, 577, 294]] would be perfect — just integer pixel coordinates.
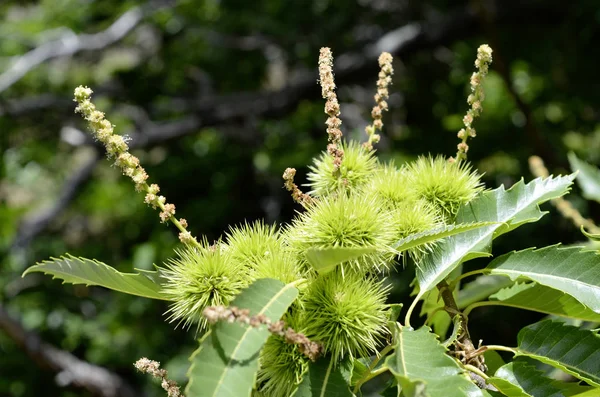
[[404, 296, 419, 329], [424, 306, 447, 325], [483, 345, 517, 354], [447, 269, 487, 291], [437, 279, 489, 372], [463, 364, 489, 380], [463, 301, 496, 317]]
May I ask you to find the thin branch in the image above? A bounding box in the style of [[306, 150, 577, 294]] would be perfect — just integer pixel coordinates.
[[8, 0, 562, 249], [0, 8, 144, 93], [0, 304, 138, 397], [437, 280, 487, 373]]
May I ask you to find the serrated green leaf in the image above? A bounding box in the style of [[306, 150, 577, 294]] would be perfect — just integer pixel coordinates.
[[384, 326, 487, 397], [457, 275, 514, 309], [294, 357, 353, 397], [480, 283, 600, 321], [22, 255, 170, 300], [392, 222, 497, 252], [305, 246, 376, 274], [186, 278, 299, 397], [568, 152, 600, 203], [486, 245, 600, 314], [516, 320, 600, 387], [488, 361, 565, 397], [414, 174, 575, 298]]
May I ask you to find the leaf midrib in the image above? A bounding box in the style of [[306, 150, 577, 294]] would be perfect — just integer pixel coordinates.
[[489, 268, 598, 295]]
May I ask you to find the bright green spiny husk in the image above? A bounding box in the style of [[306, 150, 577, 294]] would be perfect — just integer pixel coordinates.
[[226, 220, 303, 283], [366, 162, 418, 206], [407, 155, 483, 220], [307, 140, 378, 197], [390, 198, 441, 258], [287, 192, 396, 273], [301, 271, 389, 362], [365, 162, 442, 260], [225, 221, 283, 268], [161, 241, 247, 331], [256, 312, 309, 397]]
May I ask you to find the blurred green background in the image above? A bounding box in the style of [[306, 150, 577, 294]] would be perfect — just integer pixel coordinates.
[[2, 0, 600, 395]]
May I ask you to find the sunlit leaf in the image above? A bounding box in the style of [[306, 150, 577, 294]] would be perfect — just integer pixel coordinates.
[[305, 246, 376, 274], [486, 245, 600, 314], [516, 320, 600, 387], [384, 325, 487, 397], [414, 174, 575, 297], [391, 222, 496, 252], [186, 278, 299, 397], [478, 282, 600, 321], [22, 254, 170, 300]]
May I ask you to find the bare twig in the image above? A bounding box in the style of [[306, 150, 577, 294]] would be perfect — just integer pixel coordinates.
[[437, 280, 487, 373], [0, 8, 144, 93], [0, 304, 138, 397]]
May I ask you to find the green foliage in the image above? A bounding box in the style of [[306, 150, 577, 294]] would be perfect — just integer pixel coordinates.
[[515, 320, 600, 388], [486, 245, 600, 314], [477, 282, 600, 321], [414, 174, 575, 301], [22, 255, 170, 300], [186, 278, 299, 397], [488, 361, 566, 397], [10, 31, 600, 397], [457, 275, 514, 309], [384, 325, 488, 397], [392, 222, 497, 253]]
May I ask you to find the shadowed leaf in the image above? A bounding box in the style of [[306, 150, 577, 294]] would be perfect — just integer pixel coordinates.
[[516, 320, 600, 387]]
